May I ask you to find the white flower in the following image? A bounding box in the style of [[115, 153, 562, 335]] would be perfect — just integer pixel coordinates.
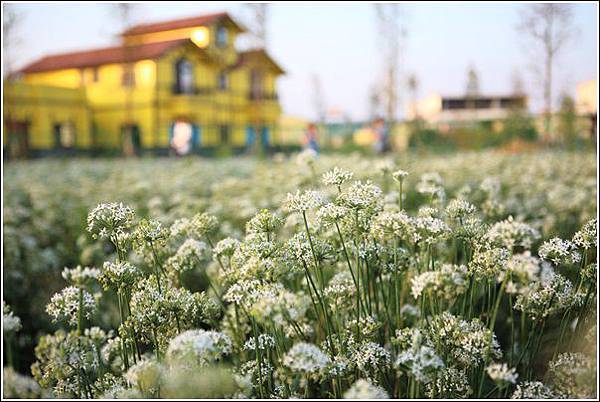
[[538, 237, 580, 265], [392, 169, 409, 183], [87, 202, 135, 239], [485, 216, 540, 251], [351, 341, 391, 373], [396, 345, 444, 383], [166, 238, 208, 273], [243, 334, 276, 351], [572, 218, 597, 250], [99, 261, 141, 291], [62, 265, 101, 286], [511, 381, 555, 399], [446, 199, 476, 219], [344, 379, 389, 399], [283, 342, 331, 374], [514, 271, 578, 320], [317, 203, 349, 226], [46, 286, 96, 326], [166, 329, 232, 367], [338, 181, 382, 210], [3, 301, 22, 335], [322, 167, 353, 187], [410, 264, 467, 300], [284, 190, 323, 212], [213, 237, 240, 259], [486, 362, 518, 384]]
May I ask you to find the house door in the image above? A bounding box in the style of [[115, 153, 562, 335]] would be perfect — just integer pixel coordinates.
[[122, 124, 141, 156], [5, 120, 30, 159], [261, 127, 270, 147]]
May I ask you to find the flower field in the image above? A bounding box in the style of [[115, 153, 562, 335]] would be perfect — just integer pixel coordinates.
[[2, 150, 598, 399]]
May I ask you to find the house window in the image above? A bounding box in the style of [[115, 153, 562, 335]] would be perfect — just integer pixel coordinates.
[[218, 71, 228, 90], [250, 69, 263, 100], [54, 122, 75, 149], [175, 58, 194, 94], [219, 125, 230, 144], [122, 65, 136, 88], [93, 67, 99, 82], [216, 26, 228, 48]]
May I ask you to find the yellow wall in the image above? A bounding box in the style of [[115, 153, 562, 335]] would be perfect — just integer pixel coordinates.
[[4, 81, 92, 149]]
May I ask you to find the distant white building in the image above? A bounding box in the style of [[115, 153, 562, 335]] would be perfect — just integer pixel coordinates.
[[406, 93, 528, 132]]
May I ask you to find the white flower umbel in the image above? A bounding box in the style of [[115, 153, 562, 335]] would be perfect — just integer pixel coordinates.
[[166, 329, 232, 367], [46, 286, 96, 327], [571, 218, 597, 250], [282, 342, 331, 374], [284, 190, 324, 212], [538, 237, 581, 266], [87, 202, 135, 240], [343, 379, 389, 399], [510, 381, 556, 399], [446, 199, 477, 220], [62, 265, 101, 287], [213, 237, 240, 259], [3, 301, 22, 335], [396, 345, 444, 383], [486, 362, 518, 384], [322, 167, 354, 187]]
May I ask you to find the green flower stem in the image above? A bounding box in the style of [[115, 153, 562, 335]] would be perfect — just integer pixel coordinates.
[[334, 221, 366, 316], [302, 211, 337, 356], [77, 287, 84, 336], [251, 317, 265, 399]]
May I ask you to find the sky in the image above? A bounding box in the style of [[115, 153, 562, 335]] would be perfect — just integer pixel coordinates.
[[4, 2, 598, 121]]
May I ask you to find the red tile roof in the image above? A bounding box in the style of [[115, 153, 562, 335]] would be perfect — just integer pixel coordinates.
[[122, 12, 242, 36], [20, 39, 188, 73]]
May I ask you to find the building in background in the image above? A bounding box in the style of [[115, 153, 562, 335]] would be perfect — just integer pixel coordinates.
[[405, 93, 528, 133], [3, 12, 284, 158], [575, 79, 597, 140]]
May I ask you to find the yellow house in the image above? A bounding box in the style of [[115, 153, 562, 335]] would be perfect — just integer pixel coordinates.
[[3, 12, 284, 158]]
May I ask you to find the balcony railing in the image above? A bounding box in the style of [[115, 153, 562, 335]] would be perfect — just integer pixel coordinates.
[[171, 85, 214, 95], [248, 91, 278, 101], [169, 85, 278, 101]]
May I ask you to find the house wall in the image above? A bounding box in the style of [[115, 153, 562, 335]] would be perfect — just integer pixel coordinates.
[[4, 23, 284, 156], [3, 81, 92, 152]]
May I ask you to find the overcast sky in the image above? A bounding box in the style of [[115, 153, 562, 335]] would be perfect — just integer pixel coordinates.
[[5, 2, 598, 120]]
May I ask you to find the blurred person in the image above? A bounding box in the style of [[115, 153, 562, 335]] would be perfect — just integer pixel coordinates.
[[303, 123, 320, 154], [373, 117, 390, 154]]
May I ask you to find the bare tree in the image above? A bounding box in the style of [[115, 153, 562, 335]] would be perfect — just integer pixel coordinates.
[[111, 3, 139, 156], [407, 73, 419, 119], [368, 84, 381, 120], [311, 73, 326, 124], [243, 3, 268, 49], [374, 4, 406, 123], [310, 73, 329, 147], [3, 4, 21, 80], [465, 64, 480, 98], [3, 4, 24, 159], [518, 3, 574, 140], [511, 68, 526, 96]]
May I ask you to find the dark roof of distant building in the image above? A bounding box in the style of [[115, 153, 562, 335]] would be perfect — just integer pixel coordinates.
[[20, 39, 189, 73], [122, 12, 244, 36], [440, 94, 527, 101]]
